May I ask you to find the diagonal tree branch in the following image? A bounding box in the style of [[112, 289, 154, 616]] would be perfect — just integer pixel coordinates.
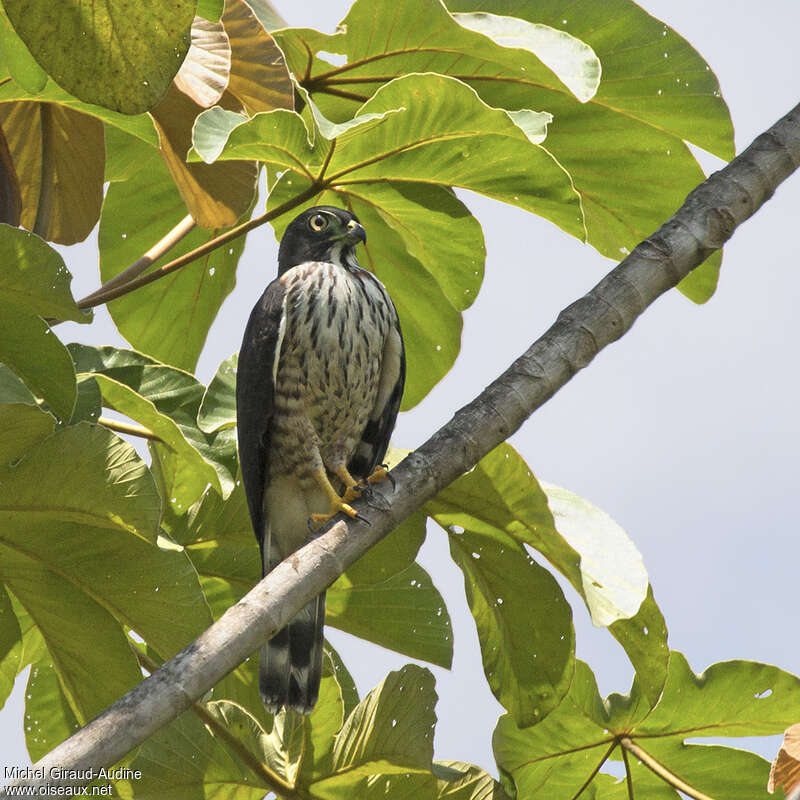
[[4, 102, 799, 797]]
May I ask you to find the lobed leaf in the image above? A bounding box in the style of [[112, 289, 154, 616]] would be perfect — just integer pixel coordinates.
[[0, 423, 212, 747], [279, 0, 733, 302], [494, 653, 800, 799]]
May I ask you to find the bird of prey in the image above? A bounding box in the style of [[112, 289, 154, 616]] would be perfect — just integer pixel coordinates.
[[236, 206, 405, 714]]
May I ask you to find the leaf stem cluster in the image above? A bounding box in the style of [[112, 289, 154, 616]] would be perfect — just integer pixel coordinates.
[[570, 736, 715, 800]]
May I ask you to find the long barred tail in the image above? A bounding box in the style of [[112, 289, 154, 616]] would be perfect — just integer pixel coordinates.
[[260, 593, 325, 714], [259, 520, 325, 714]]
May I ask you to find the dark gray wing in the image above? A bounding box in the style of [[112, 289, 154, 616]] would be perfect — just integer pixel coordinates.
[[348, 300, 405, 480], [236, 278, 287, 549]]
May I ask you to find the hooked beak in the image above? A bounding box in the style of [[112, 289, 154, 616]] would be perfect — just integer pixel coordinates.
[[344, 219, 367, 245]]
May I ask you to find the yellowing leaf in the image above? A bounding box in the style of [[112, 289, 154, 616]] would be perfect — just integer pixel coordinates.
[[223, 0, 294, 114], [0, 102, 103, 244], [151, 84, 258, 228]]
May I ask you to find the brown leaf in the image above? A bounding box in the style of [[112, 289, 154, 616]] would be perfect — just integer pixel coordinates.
[[0, 102, 103, 244], [223, 0, 294, 114], [150, 84, 258, 229], [769, 723, 800, 795], [0, 123, 21, 226], [174, 17, 231, 108]]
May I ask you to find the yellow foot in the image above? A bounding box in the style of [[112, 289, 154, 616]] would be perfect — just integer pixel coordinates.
[[309, 498, 358, 527], [365, 464, 391, 485], [309, 465, 360, 528], [342, 484, 363, 503]]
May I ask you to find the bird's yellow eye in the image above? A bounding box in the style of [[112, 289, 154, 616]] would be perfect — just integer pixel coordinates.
[[309, 214, 328, 231]]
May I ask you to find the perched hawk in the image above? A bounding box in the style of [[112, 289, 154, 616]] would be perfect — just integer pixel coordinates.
[[237, 206, 405, 713]]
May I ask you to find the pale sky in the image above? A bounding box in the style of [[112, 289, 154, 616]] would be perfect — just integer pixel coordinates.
[[2, 0, 800, 782]]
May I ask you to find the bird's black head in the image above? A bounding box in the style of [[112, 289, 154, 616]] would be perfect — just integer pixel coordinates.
[[277, 206, 367, 275]]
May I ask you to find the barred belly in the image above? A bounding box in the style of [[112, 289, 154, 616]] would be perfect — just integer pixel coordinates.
[[268, 261, 390, 486]]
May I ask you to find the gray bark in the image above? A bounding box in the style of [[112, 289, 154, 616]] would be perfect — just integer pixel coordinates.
[[4, 102, 799, 796]]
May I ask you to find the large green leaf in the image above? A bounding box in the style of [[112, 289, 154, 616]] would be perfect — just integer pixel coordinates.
[[426, 443, 668, 706], [448, 529, 573, 726], [277, 0, 733, 302], [70, 344, 237, 510], [3, 0, 194, 114], [0, 423, 211, 733], [448, 0, 734, 158], [0, 425, 153, 722], [449, 0, 732, 302], [6, 592, 46, 673], [0, 306, 75, 421], [273, 0, 598, 122], [98, 145, 248, 372], [612, 740, 773, 800], [311, 665, 436, 798], [344, 511, 426, 586], [328, 561, 453, 669], [493, 653, 800, 800], [0, 225, 88, 321]]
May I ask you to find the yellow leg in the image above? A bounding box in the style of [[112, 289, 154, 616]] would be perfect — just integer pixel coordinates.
[[331, 464, 364, 503], [309, 466, 359, 526]]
